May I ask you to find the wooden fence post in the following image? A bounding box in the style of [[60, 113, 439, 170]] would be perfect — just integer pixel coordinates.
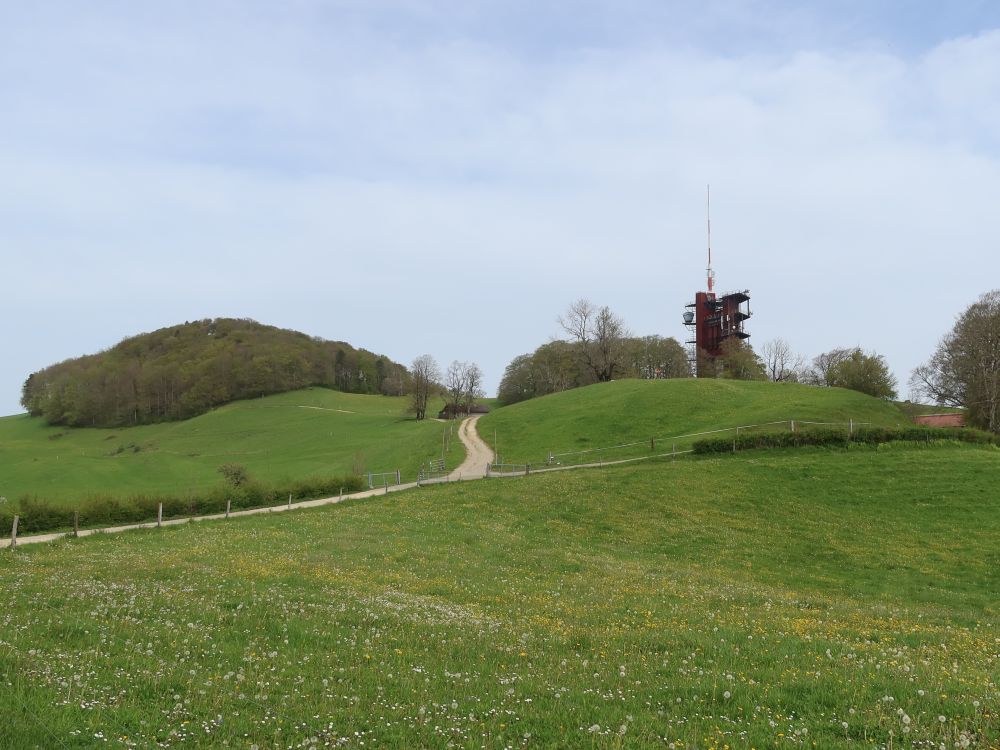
[[339, 487, 343, 501], [157, 503, 163, 528], [73, 511, 80, 537], [10, 515, 18, 550], [395, 469, 400, 485], [650, 437, 655, 452], [288, 493, 292, 509], [225, 499, 231, 519]]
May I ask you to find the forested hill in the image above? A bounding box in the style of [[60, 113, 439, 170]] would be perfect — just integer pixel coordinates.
[[20, 319, 409, 427]]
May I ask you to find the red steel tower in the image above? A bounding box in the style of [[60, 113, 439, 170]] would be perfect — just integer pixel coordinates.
[[682, 188, 751, 376]]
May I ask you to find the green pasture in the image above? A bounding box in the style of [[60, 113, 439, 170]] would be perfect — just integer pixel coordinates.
[[0, 389, 463, 508], [480, 379, 918, 465], [1, 444, 997, 748]]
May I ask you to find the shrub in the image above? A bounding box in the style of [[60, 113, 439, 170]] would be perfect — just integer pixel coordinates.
[[693, 426, 997, 454], [217, 463, 249, 488]]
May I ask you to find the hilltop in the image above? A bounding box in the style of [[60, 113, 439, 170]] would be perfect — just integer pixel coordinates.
[[478, 378, 915, 464], [19, 318, 409, 427]]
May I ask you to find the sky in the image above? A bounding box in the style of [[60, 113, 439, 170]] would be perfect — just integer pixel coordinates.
[[2, 1, 999, 416]]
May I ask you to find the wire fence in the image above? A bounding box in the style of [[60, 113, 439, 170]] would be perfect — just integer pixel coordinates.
[[491, 418, 872, 475], [367, 470, 402, 489], [416, 469, 451, 485]]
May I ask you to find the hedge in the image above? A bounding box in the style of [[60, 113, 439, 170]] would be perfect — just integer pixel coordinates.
[[0, 473, 366, 537], [692, 426, 998, 455]]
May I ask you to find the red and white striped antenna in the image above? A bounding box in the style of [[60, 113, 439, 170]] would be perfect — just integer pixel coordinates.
[[706, 185, 715, 293]]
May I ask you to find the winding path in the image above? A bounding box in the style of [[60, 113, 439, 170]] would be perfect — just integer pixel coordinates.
[[449, 414, 494, 480], [2, 416, 496, 549]]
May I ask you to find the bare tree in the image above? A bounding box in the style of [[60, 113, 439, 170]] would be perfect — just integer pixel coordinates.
[[911, 290, 1000, 432], [463, 363, 485, 414], [558, 298, 630, 382], [409, 354, 440, 420], [444, 360, 469, 416], [761, 338, 805, 382]]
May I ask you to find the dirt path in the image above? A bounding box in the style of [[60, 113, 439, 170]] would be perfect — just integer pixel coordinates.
[[448, 415, 495, 481], [2, 416, 495, 549]]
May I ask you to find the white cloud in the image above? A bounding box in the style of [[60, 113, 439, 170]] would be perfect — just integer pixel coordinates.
[[1, 5, 999, 414]]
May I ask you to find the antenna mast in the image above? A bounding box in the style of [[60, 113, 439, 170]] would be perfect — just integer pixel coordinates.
[[706, 184, 715, 293]]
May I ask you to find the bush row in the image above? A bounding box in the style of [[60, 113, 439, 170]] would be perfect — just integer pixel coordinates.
[[0, 474, 366, 537], [692, 426, 998, 455]]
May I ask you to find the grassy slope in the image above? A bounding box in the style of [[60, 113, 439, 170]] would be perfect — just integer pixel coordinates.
[[479, 379, 914, 464], [0, 388, 462, 507], [1, 445, 996, 748]]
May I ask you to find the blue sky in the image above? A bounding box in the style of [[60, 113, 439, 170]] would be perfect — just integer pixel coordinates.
[[2, 1, 999, 416]]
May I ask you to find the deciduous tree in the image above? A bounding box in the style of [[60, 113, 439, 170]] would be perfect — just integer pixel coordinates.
[[803, 347, 854, 387], [558, 299, 629, 382], [761, 338, 805, 382], [408, 354, 440, 421], [911, 290, 1000, 432], [717, 339, 766, 380], [445, 361, 469, 415], [821, 348, 897, 399], [463, 363, 485, 414]]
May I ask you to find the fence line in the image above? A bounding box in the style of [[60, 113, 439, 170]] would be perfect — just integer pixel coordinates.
[[488, 447, 698, 478], [367, 470, 402, 489], [534, 418, 873, 467], [416, 469, 451, 485]]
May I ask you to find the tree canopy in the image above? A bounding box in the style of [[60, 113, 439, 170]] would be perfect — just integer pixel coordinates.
[[911, 290, 1000, 432], [21, 318, 409, 427], [803, 347, 897, 400], [498, 334, 689, 405]]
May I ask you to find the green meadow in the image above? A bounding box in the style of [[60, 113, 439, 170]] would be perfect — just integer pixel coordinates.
[[0, 389, 462, 508], [479, 380, 918, 465], [2, 444, 997, 748]]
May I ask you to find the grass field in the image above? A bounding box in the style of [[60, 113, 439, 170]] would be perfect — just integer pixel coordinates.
[[0, 389, 463, 508], [479, 380, 919, 465], [2, 444, 996, 748]]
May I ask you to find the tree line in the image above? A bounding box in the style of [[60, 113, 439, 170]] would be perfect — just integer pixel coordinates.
[[495, 298, 903, 406], [21, 318, 409, 427], [724, 289, 1000, 434], [408, 356, 485, 420], [497, 299, 690, 405]]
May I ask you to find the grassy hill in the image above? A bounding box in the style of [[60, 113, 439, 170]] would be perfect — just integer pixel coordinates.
[[0, 388, 462, 508], [2, 445, 996, 747], [478, 379, 915, 465]]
